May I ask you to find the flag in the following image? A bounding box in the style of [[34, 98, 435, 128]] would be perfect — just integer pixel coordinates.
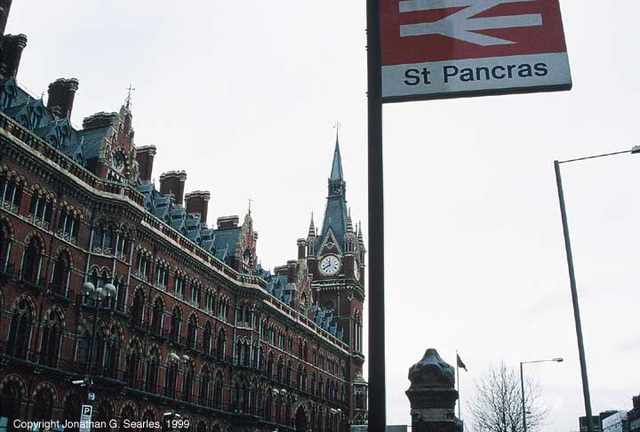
[[457, 353, 467, 371]]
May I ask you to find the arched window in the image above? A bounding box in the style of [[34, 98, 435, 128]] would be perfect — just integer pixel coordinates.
[[202, 322, 212, 356], [21, 237, 43, 284], [0, 223, 12, 272], [103, 334, 121, 379], [182, 363, 194, 402], [145, 349, 160, 393], [32, 389, 54, 423], [186, 315, 197, 349], [170, 307, 182, 342], [151, 298, 164, 335], [8, 298, 32, 358], [40, 309, 62, 367], [131, 290, 145, 327], [213, 371, 223, 409], [165, 361, 178, 398], [216, 329, 225, 360], [277, 356, 284, 383], [286, 360, 292, 385], [0, 381, 22, 432], [0, 172, 23, 212], [199, 366, 211, 405], [126, 342, 141, 387], [51, 251, 72, 296], [267, 352, 274, 377]]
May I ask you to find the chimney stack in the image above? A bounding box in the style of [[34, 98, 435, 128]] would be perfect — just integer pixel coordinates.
[[633, 395, 640, 409], [136, 145, 156, 184], [297, 239, 306, 260], [185, 190, 211, 226], [0, 33, 27, 78], [159, 170, 187, 206], [47, 78, 79, 118], [217, 215, 239, 229], [0, 0, 13, 36]]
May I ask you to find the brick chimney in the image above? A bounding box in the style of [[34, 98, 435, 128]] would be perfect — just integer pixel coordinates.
[[0, 33, 27, 78], [0, 0, 13, 36], [136, 145, 156, 184], [47, 78, 79, 118], [185, 190, 211, 226], [159, 170, 187, 206], [217, 215, 239, 229], [297, 239, 306, 260]]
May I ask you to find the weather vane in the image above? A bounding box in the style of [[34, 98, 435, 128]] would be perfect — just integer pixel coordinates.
[[125, 83, 136, 108]]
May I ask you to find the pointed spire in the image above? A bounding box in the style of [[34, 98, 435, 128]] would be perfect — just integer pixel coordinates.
[[330, 131, 344, 181], [307, 212, 316, 238], [346, 208, 354, 233], [357, 221, 364, 244]]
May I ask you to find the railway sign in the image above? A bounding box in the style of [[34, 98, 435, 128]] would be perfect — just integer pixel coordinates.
[[381, 0, 572, 102]]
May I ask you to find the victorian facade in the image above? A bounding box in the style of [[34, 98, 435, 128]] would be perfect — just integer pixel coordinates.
[[0, 4, 367, 432]]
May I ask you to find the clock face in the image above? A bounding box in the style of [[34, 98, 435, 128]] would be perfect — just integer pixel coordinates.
[[319, 255, 340, 276], [112, 152, 125, 172]]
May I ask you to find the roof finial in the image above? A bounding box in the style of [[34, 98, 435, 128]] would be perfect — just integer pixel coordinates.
[[308, 212, 316, 238], [334, 121, 342, 142], [248, 198, 253, 214], [125, 83, 136, 109]]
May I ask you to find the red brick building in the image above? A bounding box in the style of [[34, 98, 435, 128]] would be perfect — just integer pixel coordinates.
[[0, 4, 367, 432]]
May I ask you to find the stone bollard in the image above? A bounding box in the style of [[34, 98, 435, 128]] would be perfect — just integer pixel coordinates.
[[406, 348, 464, 432]]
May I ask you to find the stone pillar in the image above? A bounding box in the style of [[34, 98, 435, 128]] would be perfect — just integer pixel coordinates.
[[406, 348, 463, 432]]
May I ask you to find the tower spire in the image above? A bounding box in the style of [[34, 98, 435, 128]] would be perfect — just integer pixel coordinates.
[[346, 208, 354, 233], [307, 212, 316, 238], [330, 124, 344, 182]]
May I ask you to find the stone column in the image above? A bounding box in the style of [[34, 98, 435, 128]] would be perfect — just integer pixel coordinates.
[[406, 348, 463, 432]]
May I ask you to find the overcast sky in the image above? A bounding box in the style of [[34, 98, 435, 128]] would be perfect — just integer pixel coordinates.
[[7, 1, 640, 431]]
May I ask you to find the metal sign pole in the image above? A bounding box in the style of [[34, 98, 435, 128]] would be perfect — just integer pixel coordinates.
[[367, 0, 386, 429]]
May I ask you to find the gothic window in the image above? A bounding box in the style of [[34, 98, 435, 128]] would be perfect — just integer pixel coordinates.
[[145, 349, 160, 393], [218, 298, 228, 321], [106, 335, 121, 379], [354, 311, 363, 353], [28, 192, 53, 229], [202, 321, 212, 356], [135, 250, 150, 281], [21, 236, 43, 284], [151, 297, 164, 335], [297, 364, 304, 390], [155, 262, 168, 289], [51, 251, 72, 296], [31, 389, 54, 423], [170, 306, 182, 342], [182, 363, 194, 402], [216, 329, 226, 360], [267, 352, 274, 377], [8, 298, 32, 358], [125, 341, 141, 387], [0, 381, 22, 432], [0, 222, 12, 271], [39, 309, 62, 367], [186, 314, 197, 349], [0, 172, 22, 213], [165, 361, 178, 398], [199, 366, 211, 405], [213, 371, 224, 409], [286, 360, 292, 385], [57, 208, 80, 244], [131, 289, 145, 327], [174, 273, 185, 299], [277, 356, 284, 383]]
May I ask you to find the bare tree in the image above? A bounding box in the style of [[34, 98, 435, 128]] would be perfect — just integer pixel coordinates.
[[468, 361, 550, 432]]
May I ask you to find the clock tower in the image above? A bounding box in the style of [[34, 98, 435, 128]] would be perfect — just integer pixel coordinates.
[[304, 135, 367, 419]]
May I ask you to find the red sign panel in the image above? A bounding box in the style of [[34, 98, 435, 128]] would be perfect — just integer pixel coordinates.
[[380, 0, 572, 102]]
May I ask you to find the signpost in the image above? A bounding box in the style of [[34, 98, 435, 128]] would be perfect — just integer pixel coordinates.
[[79, 405, 92, 432], [380, 0, 572, 101], [366, 1, 572, 431]]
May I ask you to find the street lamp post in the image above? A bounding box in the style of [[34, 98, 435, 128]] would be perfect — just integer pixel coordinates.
[[519, 358, 563, 432], [81, 281, 116, 403], [554, 145, 640, 432]]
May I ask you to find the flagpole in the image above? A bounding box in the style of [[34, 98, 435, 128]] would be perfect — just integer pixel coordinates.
[[456, 350, 461, 420]]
